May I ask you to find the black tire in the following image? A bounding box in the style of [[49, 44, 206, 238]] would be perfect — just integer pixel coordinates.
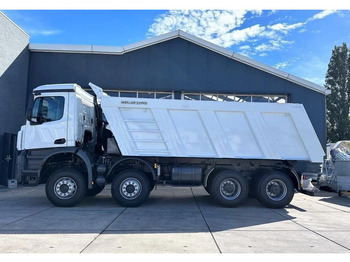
[[209, 170, 249, 207], [86, 185, 105, 197], [111, 169, 151, 207], [150, 181, 156, 192], [256, 171, 294, 208], [45, 168, 86, 207]]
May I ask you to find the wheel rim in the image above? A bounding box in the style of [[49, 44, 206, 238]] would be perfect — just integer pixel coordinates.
[[219, 178, 241, 200], [54, 177, 77, 200], [119, 178, 142, 200], [265, 179, 287, 201]]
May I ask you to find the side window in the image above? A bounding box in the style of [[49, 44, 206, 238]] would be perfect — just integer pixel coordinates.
[[30, 96, 65, 124]]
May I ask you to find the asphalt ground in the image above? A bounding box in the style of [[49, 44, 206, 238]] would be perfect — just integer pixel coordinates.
[[0, 184, 350, 253]]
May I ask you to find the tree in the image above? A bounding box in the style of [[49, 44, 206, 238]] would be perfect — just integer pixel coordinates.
[[326, 43, 350, 142]]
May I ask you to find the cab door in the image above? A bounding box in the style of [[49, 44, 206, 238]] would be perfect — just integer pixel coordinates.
[[23, 94, 69, 150]]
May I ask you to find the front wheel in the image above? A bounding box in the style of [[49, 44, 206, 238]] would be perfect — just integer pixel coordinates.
[[111, 169, 151, 207], [45, 168, 86, 207], [209, 170, 249, 207], [256, 171, 294, 208]]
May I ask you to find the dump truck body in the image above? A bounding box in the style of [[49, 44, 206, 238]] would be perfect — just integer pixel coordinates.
[[99, 92, 323, 162]]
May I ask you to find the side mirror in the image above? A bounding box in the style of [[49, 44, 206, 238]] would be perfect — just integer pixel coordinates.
[[28, 116, 50, 125], [26, 113, 39, 125], [27, 115, 41, 125], [27, 116, 39, 125]]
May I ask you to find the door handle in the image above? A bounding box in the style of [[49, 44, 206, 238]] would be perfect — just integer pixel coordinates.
[[54, 138, 66, 144]]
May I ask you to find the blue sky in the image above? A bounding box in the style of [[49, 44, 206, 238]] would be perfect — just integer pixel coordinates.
[[2, 9, 350, 86]]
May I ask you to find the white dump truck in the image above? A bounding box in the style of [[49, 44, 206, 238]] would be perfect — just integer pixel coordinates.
[[16, 83, 325, 208]]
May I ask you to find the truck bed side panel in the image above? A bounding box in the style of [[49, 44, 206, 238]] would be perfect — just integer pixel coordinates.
[[100, 97, 324, 163]]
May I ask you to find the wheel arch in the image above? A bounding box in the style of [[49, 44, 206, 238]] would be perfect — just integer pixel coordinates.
[[203, 167, 232, 187], [39, 147, 94, 189], [282, 168, 300, 191], [107, 157, 156, 182], [250, 168, 300, 189]]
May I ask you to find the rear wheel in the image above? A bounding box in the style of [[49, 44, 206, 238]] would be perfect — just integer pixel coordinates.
[[111, 169, 151, 207], [256, 171, 294, 208], [45, 168, 86, 207], [209, 170, 249, 207]]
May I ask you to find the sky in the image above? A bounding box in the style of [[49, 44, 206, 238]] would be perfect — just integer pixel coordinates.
[[2, 8, 350, 87]]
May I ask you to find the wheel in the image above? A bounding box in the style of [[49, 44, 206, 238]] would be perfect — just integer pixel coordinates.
[[338, 190, 342, 197], [209, 170, 249, 207], [86, 184, 105, 197], [256, 171, 294, 208], [45, 168, 86, 207], [111, 169, 151, 207]]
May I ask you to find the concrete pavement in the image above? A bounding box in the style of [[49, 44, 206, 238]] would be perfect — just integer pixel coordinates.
[[0, 184, 349, 253]]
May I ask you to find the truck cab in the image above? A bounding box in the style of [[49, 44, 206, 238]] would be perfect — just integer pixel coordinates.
[[17, 84, 95, 151]]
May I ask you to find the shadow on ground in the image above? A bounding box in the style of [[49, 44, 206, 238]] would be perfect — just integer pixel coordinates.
[[0, 185, 297, 235], [319, 193, 350, 208]]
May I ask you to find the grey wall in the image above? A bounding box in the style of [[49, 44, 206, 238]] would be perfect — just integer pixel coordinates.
[[28, 38, 326, 150], [0, 12, 30, 185]]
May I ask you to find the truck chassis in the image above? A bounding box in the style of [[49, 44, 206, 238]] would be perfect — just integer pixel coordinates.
[[17, 146, 299, 208]]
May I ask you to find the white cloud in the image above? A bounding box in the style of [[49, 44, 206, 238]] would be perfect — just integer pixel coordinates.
[[26, 29, 62, 36], [275, 61, 290, 69], [3, 11, 62, 37], [274, 56, 303, 70], [268, 22, 305, 34], [148, 10, 258, 47], [147, 9, 338, 57], [239, 45, 251, 50], [255, 39, 294, 52], [255, 43, 271, 52], [307, 10, 338, 22], [216, 24, 266, 48], [251, 10, 263, 16]]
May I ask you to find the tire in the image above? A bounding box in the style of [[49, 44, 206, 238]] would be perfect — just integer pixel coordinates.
[[150, 181, 156, 192], [256, 171, 294, 208], [111, 169, 151, 207], [45, 168, 86, 207], [86, 185, 105, 197], [209, 170, 249, 207]]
